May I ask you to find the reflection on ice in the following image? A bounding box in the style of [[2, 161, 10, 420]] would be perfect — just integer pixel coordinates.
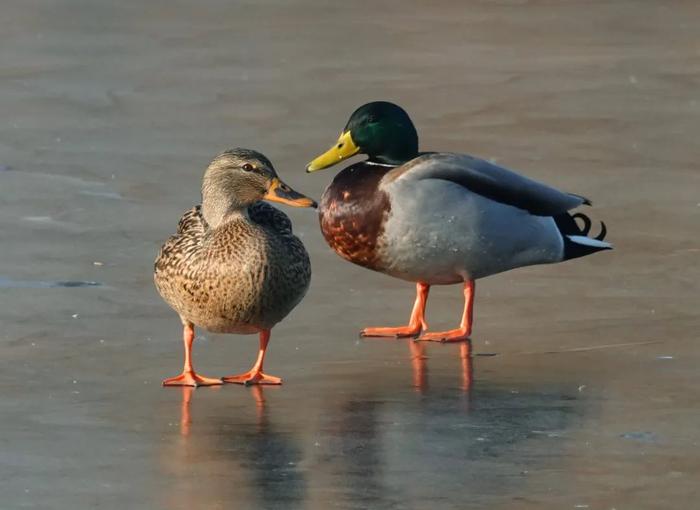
[[409, 340, 473, 393], [164, 348, 582, 509]]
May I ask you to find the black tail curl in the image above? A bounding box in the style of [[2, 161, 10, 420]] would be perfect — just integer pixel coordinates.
[[571, 212, 607, 241], [554, 211, 611, 261]]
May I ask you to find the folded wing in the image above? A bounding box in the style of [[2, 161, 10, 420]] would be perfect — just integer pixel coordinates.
[[393, 153, 588, 216]]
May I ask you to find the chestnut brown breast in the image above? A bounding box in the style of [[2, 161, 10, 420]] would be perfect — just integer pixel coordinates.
[[319, 162, 393, 271]]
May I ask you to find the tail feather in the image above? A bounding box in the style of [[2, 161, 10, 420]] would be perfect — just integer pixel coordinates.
[[571, 212, 592, 235], [554, 212, 612, 261], [595, 221, 607, 241], [568, 193, 592, 206]]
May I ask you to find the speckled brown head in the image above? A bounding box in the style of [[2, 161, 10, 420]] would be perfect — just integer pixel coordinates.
[[202, 148, 316, 228]]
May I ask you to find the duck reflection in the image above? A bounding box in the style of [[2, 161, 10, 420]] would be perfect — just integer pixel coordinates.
[[308, 346, 581, 508], [219, 386, 306, 510], [409, 340, 473, 393], [177, 385, 267, 437], [178, 386, 193, 436], [164, 385, 306, 510], [162, 342, 583, 510]]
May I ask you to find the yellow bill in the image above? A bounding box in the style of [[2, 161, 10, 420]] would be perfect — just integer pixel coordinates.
[[306, 131, 360, 172]]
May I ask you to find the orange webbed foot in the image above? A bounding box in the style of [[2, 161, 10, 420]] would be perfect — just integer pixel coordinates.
[[360, 324, 424, 338], [361, 283, 430, 338], [222, 371, 282, 386], [162, 371, 223, 387], [417, 328, 471, 343]]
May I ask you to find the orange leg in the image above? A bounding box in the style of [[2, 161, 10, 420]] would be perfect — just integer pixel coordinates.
[[418, 280, 475, 342], [222, 329, 282, 385], [163, 322, 223, 387], [361, 282, 430, 338]]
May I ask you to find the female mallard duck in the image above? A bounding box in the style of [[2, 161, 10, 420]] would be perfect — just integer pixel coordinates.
[[306, 101, 611, 342], [155, 148, 316, 386]]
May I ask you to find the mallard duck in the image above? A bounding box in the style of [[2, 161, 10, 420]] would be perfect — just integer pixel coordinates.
[[155, 148, 316, 386], [306, 101, 611, 342]]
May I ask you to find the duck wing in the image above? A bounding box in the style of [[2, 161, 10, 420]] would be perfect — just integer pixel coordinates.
[[154, 206, 207, 276], [391, 153, 588, 216], [176, 205, 207, 236], [248, 201, 293, 235]]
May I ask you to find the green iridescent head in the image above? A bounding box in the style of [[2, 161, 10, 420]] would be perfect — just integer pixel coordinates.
[[306, 101, 419, 172]]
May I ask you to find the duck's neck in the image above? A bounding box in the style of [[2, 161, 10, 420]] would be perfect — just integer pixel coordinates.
[[371, 151, 416, 166], [201, 187, 249, 229], [368, 132, 419, 166]]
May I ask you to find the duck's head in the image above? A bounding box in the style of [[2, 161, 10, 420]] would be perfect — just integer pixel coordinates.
[[306, 101, 419, 172], [202, 149, 316, 226]]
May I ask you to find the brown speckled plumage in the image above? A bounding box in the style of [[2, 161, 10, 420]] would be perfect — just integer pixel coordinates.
[[154, 148, 312, 344], [154, 201, 310, 334], [155, 149, 315, 386]]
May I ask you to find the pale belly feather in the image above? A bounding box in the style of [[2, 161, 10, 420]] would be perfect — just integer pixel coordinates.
[[378, 179, 564, 284]]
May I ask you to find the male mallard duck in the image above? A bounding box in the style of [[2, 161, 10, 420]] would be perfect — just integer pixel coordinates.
[[306, 101, 611, 342], [155, 148, 316, 386]]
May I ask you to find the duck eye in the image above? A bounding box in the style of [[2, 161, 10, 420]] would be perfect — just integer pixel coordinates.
[[242, 163, 254, 172]]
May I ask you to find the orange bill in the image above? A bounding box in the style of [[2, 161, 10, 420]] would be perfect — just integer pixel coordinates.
[[264, 178, 317, 208]]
